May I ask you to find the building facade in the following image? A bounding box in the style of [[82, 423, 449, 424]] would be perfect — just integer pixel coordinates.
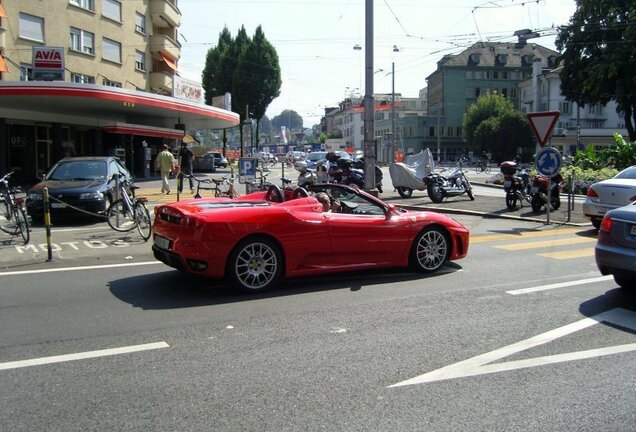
[[0, 0, 237, 183]]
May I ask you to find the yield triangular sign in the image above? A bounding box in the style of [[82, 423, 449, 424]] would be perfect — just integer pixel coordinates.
[[527, 111, 560, 147]]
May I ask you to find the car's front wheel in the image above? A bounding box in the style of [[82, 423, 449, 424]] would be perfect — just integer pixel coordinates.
[[227, 236, 282, 293], [409, 226, 450, 273]]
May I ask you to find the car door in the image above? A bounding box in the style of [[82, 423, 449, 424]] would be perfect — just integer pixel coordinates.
[[324, 193, 411, 266]]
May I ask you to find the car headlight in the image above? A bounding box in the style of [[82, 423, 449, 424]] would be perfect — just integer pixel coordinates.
[[28, 192, 42, 201], [79, 192, 104, 200]]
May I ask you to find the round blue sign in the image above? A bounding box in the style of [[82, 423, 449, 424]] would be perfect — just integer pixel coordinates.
[[535, 147, 562, 177]]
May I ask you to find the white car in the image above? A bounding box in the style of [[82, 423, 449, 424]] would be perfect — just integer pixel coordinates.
[[583, 165, 636, 229], [256, 151, 278, 165], [286, 151, 306, 165]]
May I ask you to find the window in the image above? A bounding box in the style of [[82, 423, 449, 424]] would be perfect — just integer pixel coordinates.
[[135, 50, 146, 71], [20, 64, 33, 81], [456, 127, 462, 137], [102, 38, 121, 63], [447, 127, 453, 137], [559, 101, 572, 115], [103, 79, 122, 88], [589, 104, 604, 115], [70, 28, 94, 55], [70, 0, 94, 11], [135, 12, 146, 34], [19, 13, 44, 42], [71, 73, 95, 84], [103, 0, 122, 22]]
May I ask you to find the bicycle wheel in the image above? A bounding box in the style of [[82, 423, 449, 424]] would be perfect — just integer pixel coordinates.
[[14, 206, 30, 244], [107, 199, 136, 232], [485, 165, 492, 174], [133, 201, 152, 241]]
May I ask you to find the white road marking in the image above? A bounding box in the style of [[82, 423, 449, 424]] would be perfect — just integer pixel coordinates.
[[506, 275, 613, 295], [0, 261, 162, 276], [389, 308, 636, 387], [0, 342, 169, 371]]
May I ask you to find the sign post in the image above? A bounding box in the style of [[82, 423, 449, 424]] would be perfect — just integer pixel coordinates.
[[535, 146, 563, 224]]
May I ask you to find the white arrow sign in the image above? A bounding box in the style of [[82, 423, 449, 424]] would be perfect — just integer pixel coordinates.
[[389, 308, 636, 387]]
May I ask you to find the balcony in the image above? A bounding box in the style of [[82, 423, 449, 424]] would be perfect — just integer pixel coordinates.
[[150, 72, 173, 95], [150, 0, 181, 28], [150, 34, 181, 60]]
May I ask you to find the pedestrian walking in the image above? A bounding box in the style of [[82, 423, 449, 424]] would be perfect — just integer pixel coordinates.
[[155, 144, 175, 194], [178, 142, 194, 193]]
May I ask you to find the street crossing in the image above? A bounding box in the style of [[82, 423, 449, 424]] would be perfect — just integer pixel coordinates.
[[471, 227, 595, 261]]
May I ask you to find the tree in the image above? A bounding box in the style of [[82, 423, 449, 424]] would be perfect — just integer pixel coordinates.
[[462, 94, 534, 161], [271, 110, 304, 132], [201, 26, 282, 151], [556, 1, 636, 141]]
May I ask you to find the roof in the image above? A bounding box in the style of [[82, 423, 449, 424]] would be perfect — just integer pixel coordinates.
[[0, 81, 240, 131]]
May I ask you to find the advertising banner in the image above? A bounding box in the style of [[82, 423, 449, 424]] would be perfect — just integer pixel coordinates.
[[32, 47, 65, 81], [173, 75, 203, 104]]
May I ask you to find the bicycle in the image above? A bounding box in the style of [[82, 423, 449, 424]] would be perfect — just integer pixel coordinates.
[[0, 171, 30, 244], [184, 174, 238, 198], [106, 173, 152, 241], [474, 159, 492, 174]]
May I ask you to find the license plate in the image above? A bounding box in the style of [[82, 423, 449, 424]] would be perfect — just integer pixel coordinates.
[[154, 235, 171, 250], [597, 207, 606, 214], [51, 202, 67, 208]]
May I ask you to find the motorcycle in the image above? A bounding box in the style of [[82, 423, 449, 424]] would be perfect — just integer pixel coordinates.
[[530, 173, 564, 212], [343, 159, 383, 193], [424, 161, 474, 203], [500, 161, 531, 210]]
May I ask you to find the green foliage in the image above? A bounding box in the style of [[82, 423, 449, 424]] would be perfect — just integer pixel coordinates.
[[462, 94, 534, 161], [271, 109, 303, 132], [573, 134, 636, 170], [556, 0, 636, 141]]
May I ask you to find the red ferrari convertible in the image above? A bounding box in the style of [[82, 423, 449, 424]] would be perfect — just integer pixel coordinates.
[[152, 184, 469, 292]]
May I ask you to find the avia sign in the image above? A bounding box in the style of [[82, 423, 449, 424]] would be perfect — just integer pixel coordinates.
[[527, 111, 560, 147], [32, 47, 65, 81]]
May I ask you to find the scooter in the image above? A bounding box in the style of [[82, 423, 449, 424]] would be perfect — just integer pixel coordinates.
[[424, 161, 474, 203], [343, 159, 383, 193], [500, 161, 531, 210], [530, 173, 564, 212]]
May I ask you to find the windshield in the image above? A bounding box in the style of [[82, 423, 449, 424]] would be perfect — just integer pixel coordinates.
[[614, 166, 636, 180], [48, 160, 108, 181]]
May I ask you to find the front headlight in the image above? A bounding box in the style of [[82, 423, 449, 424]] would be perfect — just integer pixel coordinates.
[[28, 192, 42, 201], [79, 192, 104, 200]]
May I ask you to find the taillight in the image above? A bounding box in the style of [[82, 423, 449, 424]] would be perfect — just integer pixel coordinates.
[[599, 216, 613, 233], [587, 188, 598, 198], [630, 195, 636, 202]]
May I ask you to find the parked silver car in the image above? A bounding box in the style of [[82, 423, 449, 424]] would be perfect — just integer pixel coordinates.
[[582, 166, 636, 229], [595, 201, 636, 288]]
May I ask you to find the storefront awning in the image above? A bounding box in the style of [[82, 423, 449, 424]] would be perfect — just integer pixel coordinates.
[[160, 52, 178, 72], [103, 122, 185, 139], [0, 55, 7, 73]]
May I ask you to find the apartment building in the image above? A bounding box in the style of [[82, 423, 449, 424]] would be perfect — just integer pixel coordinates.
[[0, 0, 238, 182]]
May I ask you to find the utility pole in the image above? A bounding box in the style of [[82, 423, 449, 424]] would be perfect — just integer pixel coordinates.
[[391, 62, 395, 163], [363, 0, 376, 193]]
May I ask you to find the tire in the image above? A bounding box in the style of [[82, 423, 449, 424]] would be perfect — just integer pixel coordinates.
[[227, 236, 282, 293], [613, 275, 632, 289], [409, 226, 450, 273], [266, 184, 284, 202], [530, 195, 542, 213], [505, 191, 518, 210], [396, 186, 413, 198], [14, 206, 30, 244], [463, 178, 475, 201], [133, 201, 152, 241], [427, 183, 444, 203], [551, 191, 561, 210], [107, 199, 136, 232], [591, 218, 602, 230], [485, 165, 491, 174]]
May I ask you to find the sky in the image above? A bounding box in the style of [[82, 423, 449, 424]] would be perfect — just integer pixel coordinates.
[[177, 0, 577, 128]]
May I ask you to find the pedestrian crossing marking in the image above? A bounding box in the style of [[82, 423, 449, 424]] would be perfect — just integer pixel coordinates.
[[470, 227, 582, 244], [494, 236, 595, 251], [538, 248, 595, 259]]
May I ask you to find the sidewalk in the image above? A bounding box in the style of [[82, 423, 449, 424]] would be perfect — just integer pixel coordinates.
[[136, 172, 591, 227]]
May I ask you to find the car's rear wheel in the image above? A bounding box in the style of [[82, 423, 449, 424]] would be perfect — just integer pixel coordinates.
[[591, 217, 602, 230], [227, 236, 282, 293], [613, 275, 632, 289], [409, 226, 450, 273]]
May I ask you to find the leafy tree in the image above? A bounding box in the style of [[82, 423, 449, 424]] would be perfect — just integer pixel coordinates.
[[201, 26, 282, 152], [271, 110, 304, 132], [556, 0, 636, 141], [462, 94, 534, 161]]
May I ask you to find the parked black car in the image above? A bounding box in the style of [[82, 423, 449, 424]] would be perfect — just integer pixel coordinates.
[[26, 156, 133, 222], [193, 152, 228, 172]]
